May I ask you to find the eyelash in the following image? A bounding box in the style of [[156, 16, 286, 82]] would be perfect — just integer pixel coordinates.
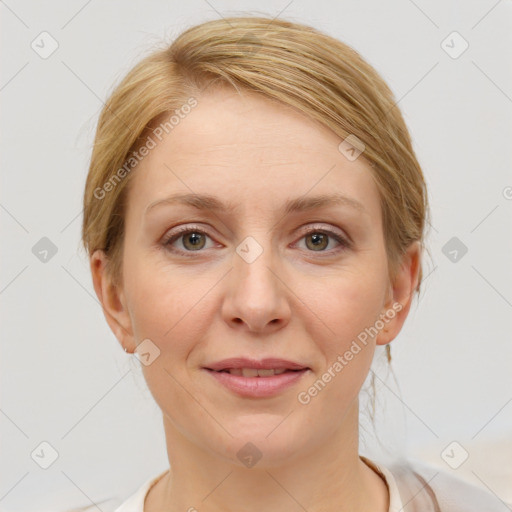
[[161, 224, 351, 258]]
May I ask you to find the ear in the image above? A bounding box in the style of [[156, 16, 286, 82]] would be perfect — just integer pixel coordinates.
[[376, 241, 421, 346], [90, 250, 135, 352]]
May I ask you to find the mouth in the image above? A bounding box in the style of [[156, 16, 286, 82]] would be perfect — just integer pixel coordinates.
[[207, 368, 305, 377], [202, 361, 310, 398]]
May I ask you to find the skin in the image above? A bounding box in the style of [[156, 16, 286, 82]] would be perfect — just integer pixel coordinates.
[[91, 86, 420, 512]]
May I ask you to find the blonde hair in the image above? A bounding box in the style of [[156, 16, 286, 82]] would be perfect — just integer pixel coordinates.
[[82, 16, 430, 296]]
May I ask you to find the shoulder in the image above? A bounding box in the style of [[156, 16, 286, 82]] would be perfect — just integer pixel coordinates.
[[386, 457, 508, 512], [61, 470, 167, 512]]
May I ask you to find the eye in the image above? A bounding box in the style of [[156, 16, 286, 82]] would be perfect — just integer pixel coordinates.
[[162, 224, 351, 257], [162, 226, 215, 255], [295, 226, 351, 254]]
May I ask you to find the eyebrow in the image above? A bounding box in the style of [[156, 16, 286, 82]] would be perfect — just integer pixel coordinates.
[[145, 192, 367, 216]]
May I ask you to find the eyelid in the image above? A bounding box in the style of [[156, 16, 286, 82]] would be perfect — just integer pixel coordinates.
[[296, 223, 350, 242]]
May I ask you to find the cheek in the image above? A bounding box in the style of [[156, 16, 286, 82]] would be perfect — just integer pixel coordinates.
[[304, 263, 388, 347], [123, 249, 206, 338], [296, 274, 385, 418], [122, 255, 216, 407]]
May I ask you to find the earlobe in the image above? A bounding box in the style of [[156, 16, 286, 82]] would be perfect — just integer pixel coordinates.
[[376, 241, 421, 346], [90, 250, 135, 351]]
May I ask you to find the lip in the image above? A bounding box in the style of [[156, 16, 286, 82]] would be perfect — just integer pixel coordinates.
[[202, 357, 310, 398], [203, 357, 308, 372], [204, 367, 310, 398]]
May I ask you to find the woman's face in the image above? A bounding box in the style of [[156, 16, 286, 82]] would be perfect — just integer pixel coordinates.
[[93, 86, 418, 467]]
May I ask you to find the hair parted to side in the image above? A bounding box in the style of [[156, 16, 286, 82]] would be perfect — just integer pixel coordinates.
[[82, 15, 430, 299]]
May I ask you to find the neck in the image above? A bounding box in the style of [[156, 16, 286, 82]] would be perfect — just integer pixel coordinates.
[[145, 400, 389, 512]]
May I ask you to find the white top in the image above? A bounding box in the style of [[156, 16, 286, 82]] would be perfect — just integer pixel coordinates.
[[110, 457, 404, 512]]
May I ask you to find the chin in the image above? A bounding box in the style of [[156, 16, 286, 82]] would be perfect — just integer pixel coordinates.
[[214, 417, 308, 469]]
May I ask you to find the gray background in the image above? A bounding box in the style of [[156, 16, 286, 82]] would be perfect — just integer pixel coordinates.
[[1, 0, 511, 510]]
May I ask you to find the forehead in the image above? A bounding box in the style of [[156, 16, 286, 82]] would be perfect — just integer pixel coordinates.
[[163, 87, 348, 164], [126, 87, 381, 221]]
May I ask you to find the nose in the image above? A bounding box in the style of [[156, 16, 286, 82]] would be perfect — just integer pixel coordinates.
[[221, 241, 291, 334]]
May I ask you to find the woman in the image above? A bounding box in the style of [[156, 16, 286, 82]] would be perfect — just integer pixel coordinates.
[[77, 15, 504, 512]]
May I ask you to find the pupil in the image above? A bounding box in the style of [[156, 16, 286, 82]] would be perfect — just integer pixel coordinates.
[[189, 233, 201, 245]]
